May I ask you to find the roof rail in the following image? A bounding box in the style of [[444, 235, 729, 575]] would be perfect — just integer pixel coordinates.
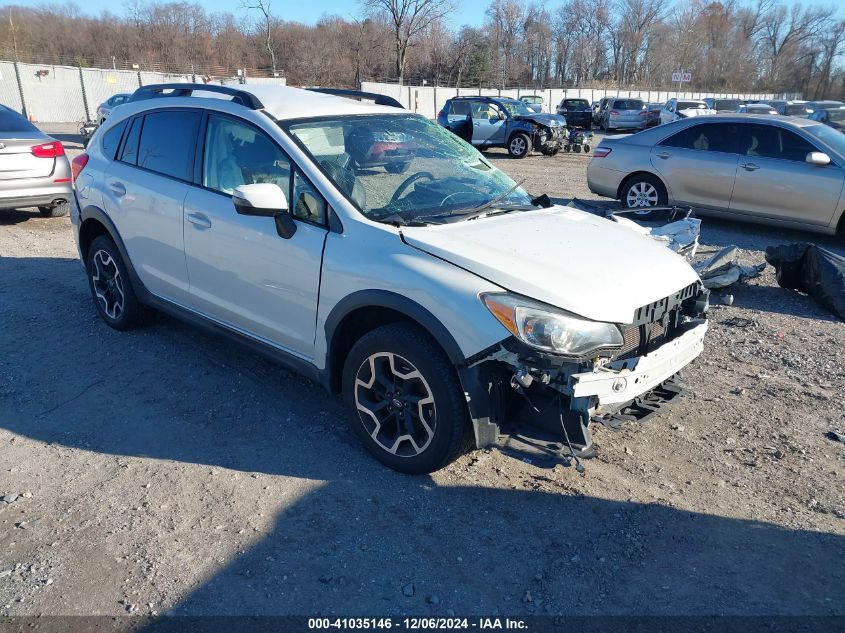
[[129, 83, 265, 110], [306, 88, 404, 109]]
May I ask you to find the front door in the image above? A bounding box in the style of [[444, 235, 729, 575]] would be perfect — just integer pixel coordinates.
[[729, 123, 844, 226], [471, 102, 506, 145], [102, 109, 200, 305], [183, 113, 328, 358], [651, 122, 740, 210]]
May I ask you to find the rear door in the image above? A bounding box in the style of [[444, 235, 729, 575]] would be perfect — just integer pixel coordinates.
[[729, 123, 844, 226], [102, 109, 200, 304], [183, 113, 328, 357], [651, 122, 740, 210], [445, 100, 472, 141]]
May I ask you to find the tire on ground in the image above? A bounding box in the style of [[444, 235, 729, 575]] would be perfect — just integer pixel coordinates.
[[85, 234, 145, 331], [39, 203, 69, 218], [620, 173, 667, 220], [507, 132, 531, 159], [341, 322, 470, 474]]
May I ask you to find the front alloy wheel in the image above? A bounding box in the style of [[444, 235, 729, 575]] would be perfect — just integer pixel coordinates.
[[341, 323, 469, 474], [508, 133, 530, 158], [354, 352, 436, 458]]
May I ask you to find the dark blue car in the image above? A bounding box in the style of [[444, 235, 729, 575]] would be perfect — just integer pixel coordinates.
[[437, 96, 567, 158]]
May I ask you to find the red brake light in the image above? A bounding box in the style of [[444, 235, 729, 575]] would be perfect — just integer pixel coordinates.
[[609, 110, 620, 115], [592, 147, 612, 158], [639, 111, 648, 116], [71, 153, 89, 182], [31, 142, 65, 158], [437, 110, 444, 117]]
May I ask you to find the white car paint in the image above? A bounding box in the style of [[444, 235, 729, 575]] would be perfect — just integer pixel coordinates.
[[660, 99, 716, 125], [401, 206, 700, 324]]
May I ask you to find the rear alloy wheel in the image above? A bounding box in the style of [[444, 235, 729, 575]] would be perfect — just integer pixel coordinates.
[[621, 174, 667, 220], [385, 161, 410, 174], [342, 324, 468, 474], [507, 133, 530, 159], [86, 235, 144, 331], [38, 203, 68, 218]]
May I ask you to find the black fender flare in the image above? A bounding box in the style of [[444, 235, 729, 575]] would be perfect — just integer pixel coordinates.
[[324, 289, 466, 369], [78, 205, 153, 304]]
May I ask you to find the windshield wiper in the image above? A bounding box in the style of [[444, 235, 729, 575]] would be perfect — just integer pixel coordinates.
[[416, 179, 532, 223]]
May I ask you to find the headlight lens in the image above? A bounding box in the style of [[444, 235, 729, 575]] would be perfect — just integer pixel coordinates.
[[482, 294, 623, 356]]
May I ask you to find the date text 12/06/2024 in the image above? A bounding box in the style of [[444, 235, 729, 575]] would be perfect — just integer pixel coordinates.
[[308, 618, 528, 630]]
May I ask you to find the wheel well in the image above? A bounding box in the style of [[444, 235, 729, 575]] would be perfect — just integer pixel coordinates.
[[328, 306, 432, 394], [837, 210, 845, 237], [79, 218, 110, 261], [617, 171, 667, 201]]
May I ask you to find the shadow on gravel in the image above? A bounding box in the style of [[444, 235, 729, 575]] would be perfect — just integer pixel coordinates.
[[1, 256, 844, 617], [0, 208, 47, 226]]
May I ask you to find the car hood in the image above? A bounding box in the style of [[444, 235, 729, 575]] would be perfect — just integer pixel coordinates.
[[400, 206, 700, 324], [515, 113, 566, 127]]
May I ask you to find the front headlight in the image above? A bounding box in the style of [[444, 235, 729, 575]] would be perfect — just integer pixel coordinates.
[[482, 293, 623, 356]]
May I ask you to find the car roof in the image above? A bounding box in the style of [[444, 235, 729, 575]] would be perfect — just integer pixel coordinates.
[[123, 84, 402, 120], [685, 113, 818, 127]]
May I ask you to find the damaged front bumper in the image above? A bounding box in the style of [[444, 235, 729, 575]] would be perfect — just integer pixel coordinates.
[[459, 300, 708, 461]]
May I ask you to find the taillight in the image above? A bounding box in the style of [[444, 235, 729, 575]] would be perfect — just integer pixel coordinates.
[[639, 111, 648, 116], [31, 142, 65, 158], [71, 153, 89, 183], [437, 110, 444, 117], [609, 110, 620, 115], [593, 147, 612, 158]]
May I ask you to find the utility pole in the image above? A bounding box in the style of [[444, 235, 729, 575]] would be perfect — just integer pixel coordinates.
[[9, 8, 28, 119]]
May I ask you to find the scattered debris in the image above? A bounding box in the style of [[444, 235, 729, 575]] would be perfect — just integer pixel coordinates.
[[693, 246, 766, 289], [826, 430, 845, 443], [1, 494, 19, 504], [522, 590, 533, 603], [721, 316, 756, 328], [765, 243, 845, 319], [720, 294, 734, 306], [402, 583, 415, 597], [605, 211, 700, 259], [426, 594, 441, 605]]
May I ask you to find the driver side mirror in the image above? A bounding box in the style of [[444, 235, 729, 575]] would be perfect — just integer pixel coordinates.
[[498, 110, 507, 120], [806, 151, 831, 166], [232, 183, 297, 239]]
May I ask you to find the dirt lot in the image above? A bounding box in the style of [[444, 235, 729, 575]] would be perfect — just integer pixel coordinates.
[[0, 127, 843, 620]]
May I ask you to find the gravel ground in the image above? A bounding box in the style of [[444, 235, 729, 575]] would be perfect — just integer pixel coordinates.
[[0, 126, 843, 619]]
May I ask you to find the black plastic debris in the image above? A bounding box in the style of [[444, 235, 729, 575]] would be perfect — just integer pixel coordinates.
[[764, 243, 845, 319]]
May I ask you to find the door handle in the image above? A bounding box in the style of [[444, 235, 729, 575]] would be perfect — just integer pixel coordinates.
[[655, 151, 671, 159], [474, 122, 480, 126], [108, 181, 126, 197], [741, 162, 759, 171], [186, 212, 212, 229]]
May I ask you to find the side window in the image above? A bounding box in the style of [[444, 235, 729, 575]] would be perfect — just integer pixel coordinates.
[[136, 110, 200, 180], [291, 170, 327, 225], [741, 124, 816, 162], [118, 117, 142, 165], [450, 101, 471, 116], [203, 114, 291, 196], [101, 119, 127, 160], [659, 123, 737, 153]]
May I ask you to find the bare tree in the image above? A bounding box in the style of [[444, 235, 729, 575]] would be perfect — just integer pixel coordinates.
[[363, 0, 454, 86], [240, 0, 277, 75]]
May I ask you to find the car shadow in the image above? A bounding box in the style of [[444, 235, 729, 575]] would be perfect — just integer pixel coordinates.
[[0, 208, 47, 226], [696, 216, 845, 256], [1, 255, 844, 617]]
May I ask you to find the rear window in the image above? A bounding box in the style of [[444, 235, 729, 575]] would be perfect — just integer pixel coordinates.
[[449, 101, 471, 116], [783, 104, 808, 116], [0, 107, 38, 133], [101, 119, 128, 160], [136, 110, 200, 181], [612, 100, 644, 110], [714, 99, 742, 110], [562, 99, 589, 108]]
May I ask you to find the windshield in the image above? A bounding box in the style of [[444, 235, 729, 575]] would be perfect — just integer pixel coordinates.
[[500, 100, 534, 116], [783, 104, 808, 115], [714, 99, 742, 110], [563, 99, 588, 108], [521, 96, 542, 104], [613, 99, 643, 110], [677, 101, 707, 110], [827, 110, 845, 122], [807, 124, 845, 156], [285, 114, 534, 224]]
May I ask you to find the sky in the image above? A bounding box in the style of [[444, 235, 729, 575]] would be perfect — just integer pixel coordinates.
[[40, 0, 843, 28]]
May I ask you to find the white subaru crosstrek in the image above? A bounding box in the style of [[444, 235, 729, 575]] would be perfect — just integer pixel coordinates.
[[70, 84, 709, 474]]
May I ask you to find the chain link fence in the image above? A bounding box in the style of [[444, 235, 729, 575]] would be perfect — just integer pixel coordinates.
[[1, 60, 286, 123]]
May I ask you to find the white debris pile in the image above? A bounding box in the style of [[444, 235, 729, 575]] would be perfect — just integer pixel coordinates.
[[693, 246, 766, 289], [610, 215, 701, 260]]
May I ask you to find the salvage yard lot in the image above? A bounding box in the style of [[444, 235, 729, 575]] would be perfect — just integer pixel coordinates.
[[0, 127, 843, 617]]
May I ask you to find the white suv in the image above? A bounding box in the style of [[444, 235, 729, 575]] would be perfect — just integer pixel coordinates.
[[71, 84, 709, 474]]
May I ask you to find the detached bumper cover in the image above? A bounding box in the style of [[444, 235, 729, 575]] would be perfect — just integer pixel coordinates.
[[571, 320, 708, 407]]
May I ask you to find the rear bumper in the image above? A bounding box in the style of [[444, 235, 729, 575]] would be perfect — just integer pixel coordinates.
[[608, 120, 647, 130], [0, 182, 73, 210], [586, 163, 624, 198]]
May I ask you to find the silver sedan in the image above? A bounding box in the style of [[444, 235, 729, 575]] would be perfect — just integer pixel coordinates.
[[0, 105, 72, 217], [587, 114, 845, 237]]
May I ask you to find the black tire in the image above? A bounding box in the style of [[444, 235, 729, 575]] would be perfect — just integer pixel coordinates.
[[573, 144, 582, 153], [38, 203, 68, 218], [385, 161, 410, 174], [620, 174, 668, 220], [583, 144, 591, 153], [341, 323, 469, 474], [507, 132, 531, 159], [85, 235, 144, 331]]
